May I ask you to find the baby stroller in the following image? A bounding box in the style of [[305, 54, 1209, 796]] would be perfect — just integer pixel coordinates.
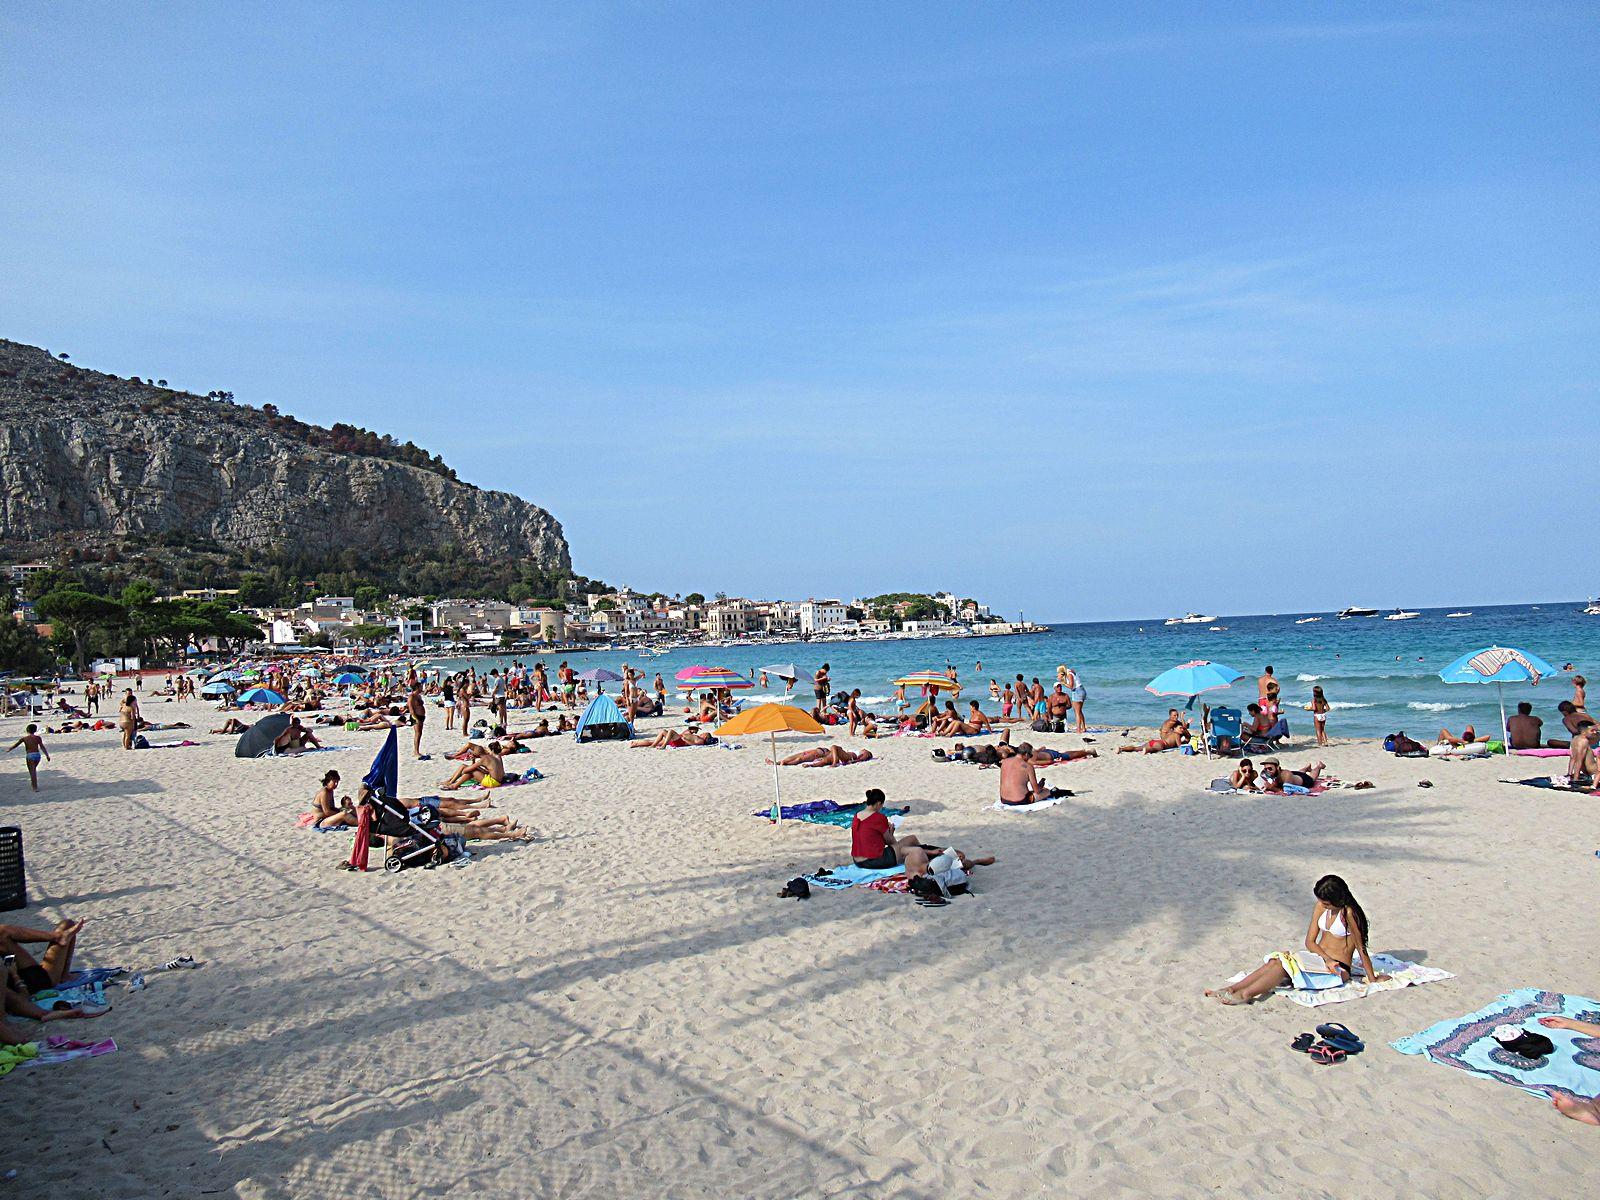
[[365, 791, 455, 873], [353, 727, 462, 873]]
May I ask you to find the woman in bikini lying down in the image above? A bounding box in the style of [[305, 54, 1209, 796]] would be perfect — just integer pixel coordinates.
[[1205, 875, 1389, 1004]]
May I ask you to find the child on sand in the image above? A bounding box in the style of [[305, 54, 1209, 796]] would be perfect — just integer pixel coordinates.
[[6, 724, 49, 790]]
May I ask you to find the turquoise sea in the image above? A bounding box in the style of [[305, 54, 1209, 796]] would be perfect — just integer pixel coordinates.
[[429, 602, 1600, 739]]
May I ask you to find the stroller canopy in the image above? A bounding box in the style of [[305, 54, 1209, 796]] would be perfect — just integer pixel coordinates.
[[574, 693, 632, 742]]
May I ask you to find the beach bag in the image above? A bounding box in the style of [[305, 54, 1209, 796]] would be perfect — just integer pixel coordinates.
[[133, 733, 150, 749], [1031, 717, 1051, 732]]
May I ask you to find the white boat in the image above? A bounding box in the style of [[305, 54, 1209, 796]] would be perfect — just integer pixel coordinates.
[[1337, 607, 1379, 619], [1294, 617, 1322, 624], [1164, 612, 1219, 625], [1208, 625, 1228, 632], [1584, 599, 1600, 615], [1446, 611, 1472, 618], [1384, 609, 1422, 621]]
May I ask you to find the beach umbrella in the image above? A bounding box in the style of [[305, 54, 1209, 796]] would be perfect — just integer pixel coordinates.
[[1146, 660, 1242, 759], [716, 703, 825, 826], [892, 670, 962, 694], [234, 714, 291, 758], [297, 667, 322, 677], [1439, 645, 1557, 751], [759, 663, 802, 682], [199, 681, 236, 696], [237, 686, 286, 705], [332, 672, 366, 685], [363, 725, 399, 797], [676, 666, 754, 691], [578, 667, 623, 682]]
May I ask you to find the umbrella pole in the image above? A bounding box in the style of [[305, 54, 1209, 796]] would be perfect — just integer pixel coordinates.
[[770, 730, 782, 826], [1498, 682, 1508, 753]]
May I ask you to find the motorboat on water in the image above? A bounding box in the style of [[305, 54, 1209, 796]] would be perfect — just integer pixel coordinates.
[[1584, 599, 1600, 615], [1164, 612, 1219, 625], [1384, 609, 1422, 621], [1446, 611, 1473, 618], [1294, 617, 1322, 624], [1337, 607, 1379, 619]]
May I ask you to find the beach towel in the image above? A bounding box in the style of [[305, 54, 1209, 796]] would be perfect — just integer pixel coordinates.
[[138, 739, 201, 749], [1504, 776, 1600, 796], [989, 796, 1070, 813], [803, 864, 903, 890], [1205, 780, 1335, 797], [16, 1036, 118, 1068], [467, 768, 542, 792], [58, 967, 125, 989], [31, 980, 107, 1009], [1392, 988, 1600, 1102], [1225, 953, 1451, 1007], [862, 873, 911, 894], [295, 813, 354, 832], [1514, 747, 1570, 758]]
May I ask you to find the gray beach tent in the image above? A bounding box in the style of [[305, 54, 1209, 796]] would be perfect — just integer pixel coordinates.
[[574, 694, 632, 742], [234, 714, 292, 758]]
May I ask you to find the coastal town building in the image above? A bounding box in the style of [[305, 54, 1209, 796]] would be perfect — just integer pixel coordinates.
[[797, 599, 848, 636]]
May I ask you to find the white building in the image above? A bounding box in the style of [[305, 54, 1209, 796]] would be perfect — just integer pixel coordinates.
[[798, 600, 848, 636], [391, 617, 424, 648], [313, 596, 355, 614]]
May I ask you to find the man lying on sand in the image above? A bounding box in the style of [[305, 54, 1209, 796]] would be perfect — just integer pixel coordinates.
[[1257, 759, 1325, 793]]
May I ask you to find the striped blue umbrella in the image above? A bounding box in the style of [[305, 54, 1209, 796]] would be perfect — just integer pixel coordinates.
[[1439, 646, 1558, 750], [237, 687, 285, 705]]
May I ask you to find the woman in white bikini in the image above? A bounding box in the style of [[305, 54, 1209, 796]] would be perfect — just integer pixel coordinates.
[[1205, 875, 1390, 1004], [1310, 685, 1330, 747]]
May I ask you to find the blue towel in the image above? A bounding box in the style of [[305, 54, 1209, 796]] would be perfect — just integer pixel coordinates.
[[1392, 988, 1600, 1101], [803, 864, 902, 890], [58, 968, 125, 988]]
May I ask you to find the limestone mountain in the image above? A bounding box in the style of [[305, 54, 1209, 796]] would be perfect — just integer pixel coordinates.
[[0, 338, 571, 590]]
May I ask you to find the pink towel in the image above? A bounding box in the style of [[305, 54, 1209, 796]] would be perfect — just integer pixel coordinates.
[[1514, 748, 1569, 758]]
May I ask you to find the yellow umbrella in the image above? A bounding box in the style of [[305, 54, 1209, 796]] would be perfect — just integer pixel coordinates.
[[716, 703, 825, 825], [892, 670, 962, 694]]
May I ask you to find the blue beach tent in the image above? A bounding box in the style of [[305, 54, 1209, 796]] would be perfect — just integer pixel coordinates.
[[575, 693, 633, 742]]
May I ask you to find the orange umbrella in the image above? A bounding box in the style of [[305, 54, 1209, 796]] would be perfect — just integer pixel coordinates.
[[716, 703, 825, 824]]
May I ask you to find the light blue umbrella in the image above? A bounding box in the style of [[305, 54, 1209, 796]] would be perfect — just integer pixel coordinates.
[[199, 681, 236, 696], [332, 672, 366, 685], [1146, 660, 1242, 705], [237, 686, 286, 705], [1146, 660, 1242, 759], [1439, 646, 1558, 750]]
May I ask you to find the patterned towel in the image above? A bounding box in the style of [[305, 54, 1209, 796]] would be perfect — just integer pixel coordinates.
[[1392, 988, 1600, 1101], [1225, 953, 1453, 1008]]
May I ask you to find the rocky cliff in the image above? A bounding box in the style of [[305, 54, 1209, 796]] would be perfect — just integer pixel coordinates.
[[0, 339, 571, 579]]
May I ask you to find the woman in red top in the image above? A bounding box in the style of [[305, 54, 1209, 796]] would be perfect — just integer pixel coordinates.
[[851, 789, 923, 869]]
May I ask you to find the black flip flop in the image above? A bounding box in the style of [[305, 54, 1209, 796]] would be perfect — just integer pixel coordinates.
[[1290, 1032, 1315, 1053], [1315, 1023, 1364, 1054]]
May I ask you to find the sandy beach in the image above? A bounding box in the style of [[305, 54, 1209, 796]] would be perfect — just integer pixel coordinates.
[[3, 692, 1596, 1198]]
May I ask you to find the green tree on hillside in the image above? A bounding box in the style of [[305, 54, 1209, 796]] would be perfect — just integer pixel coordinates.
[[36, 588, 126, 672]]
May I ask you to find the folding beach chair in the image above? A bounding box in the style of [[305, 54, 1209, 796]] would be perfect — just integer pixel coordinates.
[[1207, 706, 1243, 756], [1241, 715, 1290, 755]]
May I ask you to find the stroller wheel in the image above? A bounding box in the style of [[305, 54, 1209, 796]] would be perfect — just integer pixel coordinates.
[[383, 856, 405, 874]]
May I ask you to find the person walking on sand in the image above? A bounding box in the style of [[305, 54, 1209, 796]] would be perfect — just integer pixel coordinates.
[[1310, 685, 1330, 747], [7, 725, 49, 790], [407, 681, 427, 758], [118, 688, 140, 750]]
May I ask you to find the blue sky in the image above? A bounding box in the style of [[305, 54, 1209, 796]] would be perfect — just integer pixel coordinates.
[[2, 3, 1595, 621]]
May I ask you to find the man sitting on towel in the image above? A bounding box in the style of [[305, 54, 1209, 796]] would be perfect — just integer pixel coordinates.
[[999, 744, 1068, 805], [1506, 702, 1543, 750]]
